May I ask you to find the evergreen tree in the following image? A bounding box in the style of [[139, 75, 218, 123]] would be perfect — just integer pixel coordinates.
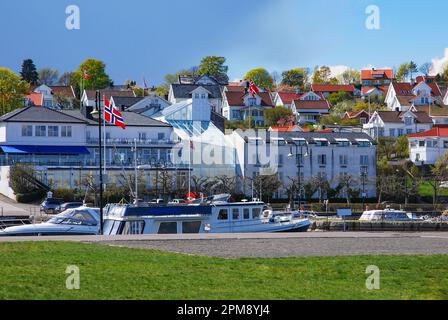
[[20, 59, 39, 85]]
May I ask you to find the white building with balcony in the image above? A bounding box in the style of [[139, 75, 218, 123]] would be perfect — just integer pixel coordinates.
[[232, 130, 377, 200], [408, 126, 448, 165]]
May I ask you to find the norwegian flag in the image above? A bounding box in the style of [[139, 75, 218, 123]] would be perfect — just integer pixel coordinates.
[[249, 79, 260, 97], [83, 68, 90, 80], [104, 97, 126, 129]]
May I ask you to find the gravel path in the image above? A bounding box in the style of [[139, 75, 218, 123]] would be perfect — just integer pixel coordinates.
[[102, 234, 448, 258]]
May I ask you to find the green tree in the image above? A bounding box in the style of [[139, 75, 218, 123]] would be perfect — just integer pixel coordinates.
[[157, 68, 198, 97], [264, 107, 293, 126], [396, 61, 418, 82], [38, 68, 59, 85], [339, 69, 361, 85], [197, 56, 228, 82], [281, 68, 308, 90], [327, 91, 353, 106], [312, 66, 337, 84], [395, 136, 410, 159], [74, 58, 112, 90], [244, 68, 274, 90], [20, 59, 39, 85], [0, 68, 30, 115], [428, 153, 448, 206]]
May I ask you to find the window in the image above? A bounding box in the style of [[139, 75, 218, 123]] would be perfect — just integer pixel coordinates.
[[397, 129, 404, 136], [182, 221, 201, 234], [252, 208, 261, 219], [201, 93, 206, 99], [419, 141, 425, 147], [35, 126, 46, 137], [406, 129, 413, 135], [389, 129, 395, 137], [318, 154, 327, 166], [61, 126, 72, 137], [139, 132, 147, 141], [360, 155, 369, 166], [218, 209, 228, 220], [158, 132, 165, 140], [22, 125, 32, 137], [243, 208, 250, 220], [232, 208, 240, 220], [231, 110, 241, 119], [122, 221, 145, 235], [248, 98, 256, 106], [340, 155, 348, 166], [404, 117, 414, 126], [158, 222, 177, 234], [48, 126, 59, 137]]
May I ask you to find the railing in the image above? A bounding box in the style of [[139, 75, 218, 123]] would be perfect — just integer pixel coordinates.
[[86, 138, 176, 146]]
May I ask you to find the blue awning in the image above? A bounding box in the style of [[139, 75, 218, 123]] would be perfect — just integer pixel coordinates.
[[0, 145, 90, 155]]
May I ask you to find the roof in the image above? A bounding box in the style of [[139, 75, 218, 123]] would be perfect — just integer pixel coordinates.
[[408, 126, 448, 138], [311, 84, 355, 93], [49, 86, 76, 98], [345, 110, 370, 119], [171, 84, 223, 99], [60, 109, 171, 127], [414, 104, 448, 117], [0, 107, 87, 123], [111, 96, 145, 109], [26, 93, 44, 106], [293, 99, 330, 110], [361, 68, 394, 80], [224, 90, 274, 107], [85, 89, 136, 100], [269, 125, 301, 132], [376, 111, 433, 124], [392, 82, 414, 96], [276, 92, 302, 105], [235, 129, 376, 144]]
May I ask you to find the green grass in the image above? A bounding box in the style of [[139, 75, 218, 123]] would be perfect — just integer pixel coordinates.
[[419, 181, 448, 198], [0, 242, 447, 300]]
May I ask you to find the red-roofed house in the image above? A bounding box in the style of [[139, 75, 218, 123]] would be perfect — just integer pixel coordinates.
[[25, 92, 44, 107], [273, 91, 302, 108], [343, 110, 370, 125], [222, 87, 275, 126], [290, 91, 330, 125], [30, 84, 77, 109], [361, 86, 389, 99], [385, 81, 444, 112], [361, 68, 394, 86], [311, 84, 356, 98], [268, 125, 302, 132], [408, 126, 448, 165]]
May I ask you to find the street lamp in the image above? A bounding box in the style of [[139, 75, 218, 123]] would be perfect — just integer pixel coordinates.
[[90, 90, 104, 235], [288, 140, 309, 211]]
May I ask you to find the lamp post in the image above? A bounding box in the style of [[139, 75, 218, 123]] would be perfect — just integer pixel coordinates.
[[361, 168, 367, 210], [288, 140, 309, 211], [90, 91, 104, 235]]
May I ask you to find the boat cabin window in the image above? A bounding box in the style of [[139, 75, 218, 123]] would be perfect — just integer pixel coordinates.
[[243, 208, 250, 220], [182, 221, 201, 234], [218, 209, 228, 220], [48, 209, 97, 226], [122, 221, 145, 235], [158, 222, 178, 234], [252, 208, 261, 219], [232, 208, 240, 220]]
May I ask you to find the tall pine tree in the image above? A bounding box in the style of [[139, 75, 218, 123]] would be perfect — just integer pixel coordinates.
[[20, 59, 39, 85]]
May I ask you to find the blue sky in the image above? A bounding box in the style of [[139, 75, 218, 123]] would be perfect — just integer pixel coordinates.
[[1, 0, 448, 86]]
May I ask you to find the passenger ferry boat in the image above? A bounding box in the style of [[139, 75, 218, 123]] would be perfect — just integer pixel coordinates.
[[103, 194, 311, 235]]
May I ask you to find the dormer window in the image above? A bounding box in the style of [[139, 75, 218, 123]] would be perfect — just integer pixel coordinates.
[[404, 117, 414, 126], [195, 93, 200, 99], [248, 98, 256, 106], [201, 93, 206, 99]]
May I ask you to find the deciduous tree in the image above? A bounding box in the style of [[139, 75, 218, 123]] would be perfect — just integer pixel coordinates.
[[244, 68, 274, 90], [0, 68, 30, 115]]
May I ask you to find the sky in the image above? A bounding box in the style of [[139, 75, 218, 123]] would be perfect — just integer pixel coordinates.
[[1, 0, 448, 86]]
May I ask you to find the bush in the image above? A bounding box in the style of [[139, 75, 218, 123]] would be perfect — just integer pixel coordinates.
[[16, 190, 46, 204], [53, 189, 76, 202]]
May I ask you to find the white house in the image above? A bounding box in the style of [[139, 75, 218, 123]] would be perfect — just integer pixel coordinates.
[[408, 126, 448, 165], [222, 88, 275, 126], [385, 81, 443, 112], [0, 106, 186, 199], [272, 92, 302, 109], [443, 89, 448, 105], [290, 92, 330, 125], [232, 130, 377, 200], [363, 110, 433, 139], [31, 84, 76, 109], [111, 93, 171, 117]]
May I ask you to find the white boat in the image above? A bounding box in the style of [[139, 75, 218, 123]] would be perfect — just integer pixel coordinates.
[[103, 194, 311, 235], [359, 208, 421, 222], [0, 207, 100, 236]]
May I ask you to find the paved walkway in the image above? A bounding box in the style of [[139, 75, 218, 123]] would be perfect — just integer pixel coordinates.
[[1, 232, 448, 258], [0, 195, 40, 217]]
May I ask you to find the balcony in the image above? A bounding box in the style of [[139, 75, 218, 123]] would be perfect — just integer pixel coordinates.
[[86, 138, 176, 146]]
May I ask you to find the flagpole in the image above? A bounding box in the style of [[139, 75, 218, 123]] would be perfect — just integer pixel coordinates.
[[103, 95, 107, 189], [96, 90, 104, 235], [188, 139, 191, 199]]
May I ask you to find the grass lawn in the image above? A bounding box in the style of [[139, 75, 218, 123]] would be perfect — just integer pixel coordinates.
[[419, 181, 448, 198], [0, 241, 447, 300]]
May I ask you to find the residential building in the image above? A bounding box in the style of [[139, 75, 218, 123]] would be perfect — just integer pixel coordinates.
[[0, 106, 188, 199], [30, 84, 77, 109], [290, 92, 330, 125], [408, 126, 448, 165], [111, 93, 171, 116], [222, 87, 275, 126], [444, 89, 448, 105], [361, 86, 388, 99], [25, 92, 44, 107], [311, 84, 356, 98], [363, 110, 433, 139], [168, 75, 226, 114], [232, 130, 377, 200], [81, 89, 136, 107], [361, 68, 394, 87], [272, 91, 302, 109], [343, 110, 370, 125]]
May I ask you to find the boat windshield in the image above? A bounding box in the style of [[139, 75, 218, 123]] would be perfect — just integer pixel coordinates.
[[47, 209, 98, 226]]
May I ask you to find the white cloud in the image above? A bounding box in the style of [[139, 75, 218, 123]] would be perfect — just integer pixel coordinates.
[[430, 48, 448, 75], [329, 65, 351, 78]]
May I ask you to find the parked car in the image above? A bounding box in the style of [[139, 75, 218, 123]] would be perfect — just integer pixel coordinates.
[[150, 199, 164, 204], [40, 198, 64, 214], [0, 207, 100, 237], [56, 202, 84, 213], [168, 199, 186, 205]]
